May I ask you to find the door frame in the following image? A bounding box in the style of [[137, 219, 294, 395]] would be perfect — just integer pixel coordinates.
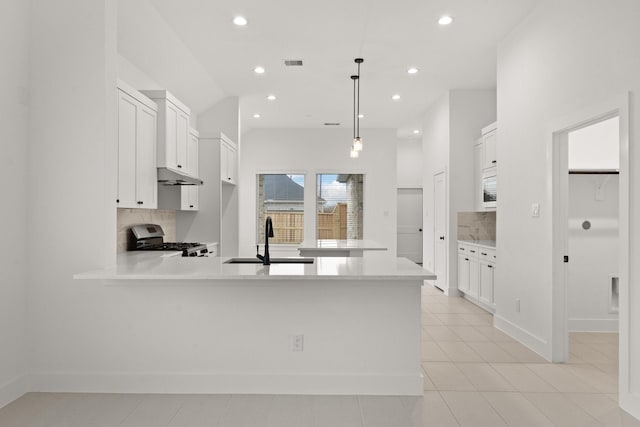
[[396, 187, 423, 264], [433, 171, 447, 291], [549, 93, 629, 390]]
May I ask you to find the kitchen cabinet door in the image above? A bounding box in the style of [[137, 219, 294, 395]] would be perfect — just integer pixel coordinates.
[[457, 254, 470, 293], [220, 137, 237, 184], [176, 108, 189, 171], [117, 90, 138, 208], [187, 129, 199, 177], [116, 86, 157, 209], [474, 141, 484, 211], [469, 257, 479, 298], [181, 186, 199, 211], [482, 129, 497, 170], [135, 102, 158, 208], [479, 261, 495, 306]]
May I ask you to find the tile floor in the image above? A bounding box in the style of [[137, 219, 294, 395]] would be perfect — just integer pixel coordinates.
[[0, 285, 638, 426]]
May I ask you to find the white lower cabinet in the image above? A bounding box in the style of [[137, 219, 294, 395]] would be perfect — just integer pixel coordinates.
[[457, 241, 496, 312]]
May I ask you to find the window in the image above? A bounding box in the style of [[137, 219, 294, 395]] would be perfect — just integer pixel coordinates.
[[256, 174, 305, 244], [316, 174, 363, 239]]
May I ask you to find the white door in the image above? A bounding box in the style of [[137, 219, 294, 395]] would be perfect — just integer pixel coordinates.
[[433, 172, 447, 290], [397, 188, 423, 264]]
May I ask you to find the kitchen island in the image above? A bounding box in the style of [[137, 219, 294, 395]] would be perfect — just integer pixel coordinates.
[[74, 252, 433, 396]]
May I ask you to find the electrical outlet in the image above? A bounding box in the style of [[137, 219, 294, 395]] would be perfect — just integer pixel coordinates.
[[531, 203, 540, 217], [515, 298, 521, 313], [292, 334, 304, 352]]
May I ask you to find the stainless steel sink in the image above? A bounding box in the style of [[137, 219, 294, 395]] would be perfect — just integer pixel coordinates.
[[224, 257, 314, 264]]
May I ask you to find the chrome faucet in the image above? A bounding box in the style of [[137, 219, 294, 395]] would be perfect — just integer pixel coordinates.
[[256, 216, 274, 265]]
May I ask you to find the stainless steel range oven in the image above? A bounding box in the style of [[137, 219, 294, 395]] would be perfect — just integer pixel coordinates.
[[129, 224, 209, 257]]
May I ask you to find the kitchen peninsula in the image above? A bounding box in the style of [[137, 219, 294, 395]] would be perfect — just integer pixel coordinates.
[[75, 252, 434, 395]]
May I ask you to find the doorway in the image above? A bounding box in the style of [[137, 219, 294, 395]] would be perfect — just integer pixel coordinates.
[[550, 95, 629, 399], [565, 117, 620, 365], [397, 188, 423, 264]]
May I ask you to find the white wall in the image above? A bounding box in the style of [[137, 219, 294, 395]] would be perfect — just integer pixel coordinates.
[[397, 139, 423, 188], [27, 0, 119, 383], [422, 90, 496, 291], [495, 0, 640, 417], [0, 0, 30, 407], [117, 0, 224, 116], [239, 129, 398, 257], [422, 95, 450, 276], [568, 175, 619, 331]]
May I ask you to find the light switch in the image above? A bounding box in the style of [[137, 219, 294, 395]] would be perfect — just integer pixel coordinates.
[[531, 203, 540, 217]]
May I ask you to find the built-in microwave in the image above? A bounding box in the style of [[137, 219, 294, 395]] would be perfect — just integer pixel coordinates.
[[482, 171, 497, 208]]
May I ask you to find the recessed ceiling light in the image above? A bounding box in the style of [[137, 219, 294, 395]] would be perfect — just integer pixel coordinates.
[[253, 113, 261, 118], [408, 68, 419, 74], [413, 129, 420, 134], [233, 16, 247, 26], [254, 66, 265, 74], [392, 94, 401, 101], [267, 94, 276, 101], [438, 15, 454, 26], [358, 114, 364, 118]]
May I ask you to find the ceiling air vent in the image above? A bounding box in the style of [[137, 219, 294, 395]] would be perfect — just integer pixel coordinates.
[[284, 59, 304, 67], [324, 122, 340, 126]]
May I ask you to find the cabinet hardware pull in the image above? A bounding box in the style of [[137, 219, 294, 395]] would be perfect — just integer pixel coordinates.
[[465, 258, 469, 261], [488, 265, 493, 268], [177, 164, 182, 168], [137, 201, 143, 205], [492, 160, 496, 164], [439, 236, 445, 240], [189, 205, 194, 208], [470, 250, 476, 253], [481, 252, 487, 255], [116, 199, 119, 203]]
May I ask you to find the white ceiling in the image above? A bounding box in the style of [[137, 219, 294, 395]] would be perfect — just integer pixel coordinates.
[[122, 0, 538, 136]]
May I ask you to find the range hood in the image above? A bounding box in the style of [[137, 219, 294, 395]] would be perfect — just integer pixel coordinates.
[[157, 167, 203, 186]]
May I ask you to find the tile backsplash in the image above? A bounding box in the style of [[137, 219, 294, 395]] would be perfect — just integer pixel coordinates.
[[117, 208, 176, 253], [457, 211, 496, 241]]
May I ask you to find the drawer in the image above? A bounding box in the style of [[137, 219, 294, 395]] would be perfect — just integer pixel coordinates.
[[479, 247, 496, 263], [457, 243, 480, 257]]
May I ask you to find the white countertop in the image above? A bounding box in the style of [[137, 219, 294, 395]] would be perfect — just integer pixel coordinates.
[[75, 251, 434, 283], [457, 239, 496, 249], [298, 239, 388, 250]]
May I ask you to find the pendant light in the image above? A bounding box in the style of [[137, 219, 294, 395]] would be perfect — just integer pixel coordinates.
[[350, 74, 360, 158], [350, 58, 364, 157]]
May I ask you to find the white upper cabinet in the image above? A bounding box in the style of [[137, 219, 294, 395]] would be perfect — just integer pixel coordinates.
[[182, 129, 200, 210], [219, 133, 237, 185], [116, 82, 158, 209], [158, 128, 200, 211], [140, 90, 191, 173], [481, 122, 497, 170], [186, 128, 199, 177]]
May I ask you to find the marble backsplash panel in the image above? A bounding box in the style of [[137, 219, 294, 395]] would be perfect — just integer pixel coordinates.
[[457, 211, 496, 241], [117, 208, 176, 253]]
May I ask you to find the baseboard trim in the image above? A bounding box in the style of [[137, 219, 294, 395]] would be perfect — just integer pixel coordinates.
[[29, 372, 424, 396], [0, 375, 29, 410], [568, 318, 619, 332], [620, 392, 640, 422], [493, 314, 550, 360]]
